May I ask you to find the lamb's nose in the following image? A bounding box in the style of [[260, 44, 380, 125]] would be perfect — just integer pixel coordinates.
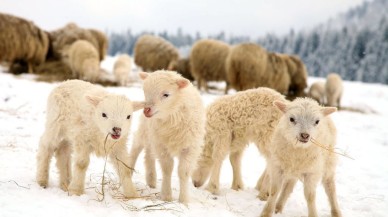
[[144, 107, 151, 114], [112, 127, 121, 134], [300, 133, 310, 139]]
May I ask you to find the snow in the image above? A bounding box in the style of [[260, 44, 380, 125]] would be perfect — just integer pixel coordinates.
[[0, 59, 388, 217]]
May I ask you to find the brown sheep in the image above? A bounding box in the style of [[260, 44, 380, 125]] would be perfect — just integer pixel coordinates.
[[226, 43, 290, 94], [50, 24, 107, 61], [190, 39, 231, 93], [168, 57, 194, 81], [225, 43, 268, 92], [134, 34, 179, 72], [0, 13, 49, 74], [280, 54, 308, 99]]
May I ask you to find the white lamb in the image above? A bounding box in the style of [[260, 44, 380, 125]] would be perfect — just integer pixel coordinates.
[[325, 73, 343, 108], [113, 54, 132, 86], [308, 81, 326, 105], [36, 80, 144, 197], [260, 98, 342, 217], [192, 87, 285, 197], [128, 70, 206, 204]]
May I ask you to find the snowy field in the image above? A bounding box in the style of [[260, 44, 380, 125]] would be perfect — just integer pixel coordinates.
[[0, 57, 388, 217]]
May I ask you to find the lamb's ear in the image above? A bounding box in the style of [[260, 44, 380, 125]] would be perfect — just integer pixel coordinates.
[[132, 101, 145, 112], [85, 95, 104, 107], [176, 78, 189, 89], [273, 100, 287, 113], [139, 72, 148, 80], [321, 107, 337, 116]]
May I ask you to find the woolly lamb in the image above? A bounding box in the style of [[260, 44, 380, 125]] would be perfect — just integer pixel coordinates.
[[134, 34, 179, 72], [192, 88, 286, 196], [190, 39, 230, 92], [309, 81, 326, 105], [0, 13, 49, 73], [128, 70, 206, 204], [65, 40, 100, 82], [113, 54, 132, 86], [325, 73, 343, 108], [260, 98, 341, 217], [36, 80, 144, 197], [168, 58, 194, 81]]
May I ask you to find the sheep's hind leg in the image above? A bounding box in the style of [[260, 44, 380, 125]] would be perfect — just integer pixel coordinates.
[[230, 148, 245, 191], [36, 133, 55, 188], [55, 140, 72, 191]]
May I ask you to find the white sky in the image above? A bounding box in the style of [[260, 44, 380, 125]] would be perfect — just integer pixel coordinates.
[[1, 0, 367, 37]]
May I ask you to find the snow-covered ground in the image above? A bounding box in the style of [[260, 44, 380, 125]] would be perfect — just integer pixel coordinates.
[[0, 59, 387, 217]]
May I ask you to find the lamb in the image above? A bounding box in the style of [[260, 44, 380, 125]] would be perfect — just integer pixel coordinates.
[[64, 40, 100, 82], [133, 34, 179, 72], [309, 81, 326, 104], [128, 70, 206, 204], [36, 80, 144, 198], [168, 57, 194, 81], [190, 39, 230, 92], [113, 54, 132, 86], [192, 87, 286, 196], [260, 98, 342, 217], [0, 12, 49, 73], [325, 73, 343, 108]]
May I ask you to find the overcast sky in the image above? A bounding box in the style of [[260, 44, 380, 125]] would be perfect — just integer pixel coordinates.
[[2, 0, 367, 37]]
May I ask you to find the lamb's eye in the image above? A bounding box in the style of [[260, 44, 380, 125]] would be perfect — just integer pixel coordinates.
[[315, 120, 320, 125], [290, 117, 295, 123], [162, 93, 170, 98], [102, 113, 107, 118], [127, 115, 131, 119]]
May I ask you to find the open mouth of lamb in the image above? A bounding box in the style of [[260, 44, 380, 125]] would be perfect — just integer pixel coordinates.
[[110, 133, 121, 140], [298, 138, 309, 143]]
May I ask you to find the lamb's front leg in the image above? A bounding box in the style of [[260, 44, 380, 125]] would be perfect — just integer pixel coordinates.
[[68, 145, 91, 196], [260, 166, 283, 217], [159, 154, 174, 201], [303, 174, 320, 217], [110, 145, 138, 198], [178, 149, 196, 205]]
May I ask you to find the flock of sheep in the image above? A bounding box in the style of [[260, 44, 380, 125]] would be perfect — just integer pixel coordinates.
[[1, 12, 346, 217]]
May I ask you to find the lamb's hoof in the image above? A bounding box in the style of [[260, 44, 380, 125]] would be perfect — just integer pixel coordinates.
[[68, 187, 84, 196], [37, 180, 48, 189], [231, 182, 244, 191], [123, 190, 139, 198], [206, 183, 220, 195], [193, 180, 204, 188], [146, 175, 156, 188], [59, 183, 69, 192], [275, 205, 283, 214], [161, 193, 173, 202], [257, 192, 269, 201], [178, 196, 189, 206]]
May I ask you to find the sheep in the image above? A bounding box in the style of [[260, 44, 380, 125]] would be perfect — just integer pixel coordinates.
[[260, 98, 342, 217], [281, 54, 308, 99], [168, 58, 194, 81], [133, 34, 179, 72], [226, 43, 291, 94], [192, 87, 286, 196], [36, 79, 144, 197], [64, 40, 100, 82], [88, 28, 108, 61], [308, 81, 326, 105], [128, 70, 206, 204], [325, 73, 343, 108], [0, 12, 49, 74], [50, 24, 107, 61], [113, 54, 132, 86], [190, 39, 230, 93], [265, 52, 291, 95]]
